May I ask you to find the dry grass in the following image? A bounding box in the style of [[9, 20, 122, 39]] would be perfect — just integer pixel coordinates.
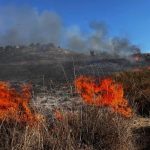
[[0, 69, 150, 150], [51, 106, 135, 150], [0, 105, 137, 150], [113, 69, 150, 116]]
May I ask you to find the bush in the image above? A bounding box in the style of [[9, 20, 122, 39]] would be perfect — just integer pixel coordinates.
[[113, 69, 150, 116]]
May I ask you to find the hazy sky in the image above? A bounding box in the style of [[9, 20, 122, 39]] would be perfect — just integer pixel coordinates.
[[0, 0, 149, 52]]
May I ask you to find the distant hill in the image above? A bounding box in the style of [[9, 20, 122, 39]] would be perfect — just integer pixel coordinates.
[[0, 43, 82, 64], [0, 44, 149, 84], [0, 44, 87, 83]]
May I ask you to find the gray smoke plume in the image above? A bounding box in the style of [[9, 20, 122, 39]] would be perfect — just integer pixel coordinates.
[[0, 6, 140, 56], [66, 21, 140, 56], [66, 22, 108, 51], [0, 6, 62, 46]]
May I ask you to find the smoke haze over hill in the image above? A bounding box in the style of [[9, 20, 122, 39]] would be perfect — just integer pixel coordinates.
[[0, 6, 62, 45], [0, 5, 140, 56]]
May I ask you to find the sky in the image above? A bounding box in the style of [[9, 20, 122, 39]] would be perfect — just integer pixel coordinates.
[[0, 0, 149, 53]]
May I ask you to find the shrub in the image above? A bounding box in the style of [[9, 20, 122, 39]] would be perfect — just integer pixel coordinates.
[[113, 69, 150, 116]]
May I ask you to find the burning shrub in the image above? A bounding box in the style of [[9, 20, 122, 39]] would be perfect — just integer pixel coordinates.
[[0, 79, 138, 150], [0, 81, 42, 125], [75, 76, 132, 118], [0, 81, 46, 149]]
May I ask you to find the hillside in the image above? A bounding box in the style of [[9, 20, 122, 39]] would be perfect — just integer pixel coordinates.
[[0, 44, 150, 84]]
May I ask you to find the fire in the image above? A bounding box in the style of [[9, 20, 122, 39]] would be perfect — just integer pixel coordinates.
[[54, 110, 64, 121], [0, 81, 41, 125], [75, 76, 132, 118]]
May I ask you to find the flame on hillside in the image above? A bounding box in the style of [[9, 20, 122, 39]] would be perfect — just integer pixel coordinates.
[[75, 76, 132, 118], [0, 82, 42, 125]]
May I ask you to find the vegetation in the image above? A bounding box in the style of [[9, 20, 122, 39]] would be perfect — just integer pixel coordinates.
[[0, 107, 136, 150], [113, 69, 150, 116], [0, 69, 150, 150]]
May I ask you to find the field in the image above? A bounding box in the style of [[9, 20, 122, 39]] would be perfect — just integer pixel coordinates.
[[0, 46, 150, 150]]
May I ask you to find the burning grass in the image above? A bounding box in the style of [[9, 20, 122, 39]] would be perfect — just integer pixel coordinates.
[[0, 82, 44, 125], [75, 76, 132, 118], [0, 70, 149, 149]]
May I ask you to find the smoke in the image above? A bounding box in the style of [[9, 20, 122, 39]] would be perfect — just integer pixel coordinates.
[[0, 6, 140, 56], [66, 21, 140, 56], [65, 22, 107, 51], [65, 26, 87, 51], [0, 6, 62, 45]]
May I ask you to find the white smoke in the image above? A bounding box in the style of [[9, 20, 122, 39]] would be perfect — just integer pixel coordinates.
[[0, 6, 62, 46], [66, 21, 140, 56], [0, 6, 140, 56]]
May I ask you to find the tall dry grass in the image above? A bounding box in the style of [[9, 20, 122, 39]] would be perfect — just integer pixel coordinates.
[[0, 105, 136, 150], [113, 69, 150, 116], [1, 69, 150, 150]]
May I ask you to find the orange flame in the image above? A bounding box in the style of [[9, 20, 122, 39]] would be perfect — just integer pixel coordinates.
[[54, 110, 64, 121], [0, 82, 41, 125], [75, 76, 132, 118]]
